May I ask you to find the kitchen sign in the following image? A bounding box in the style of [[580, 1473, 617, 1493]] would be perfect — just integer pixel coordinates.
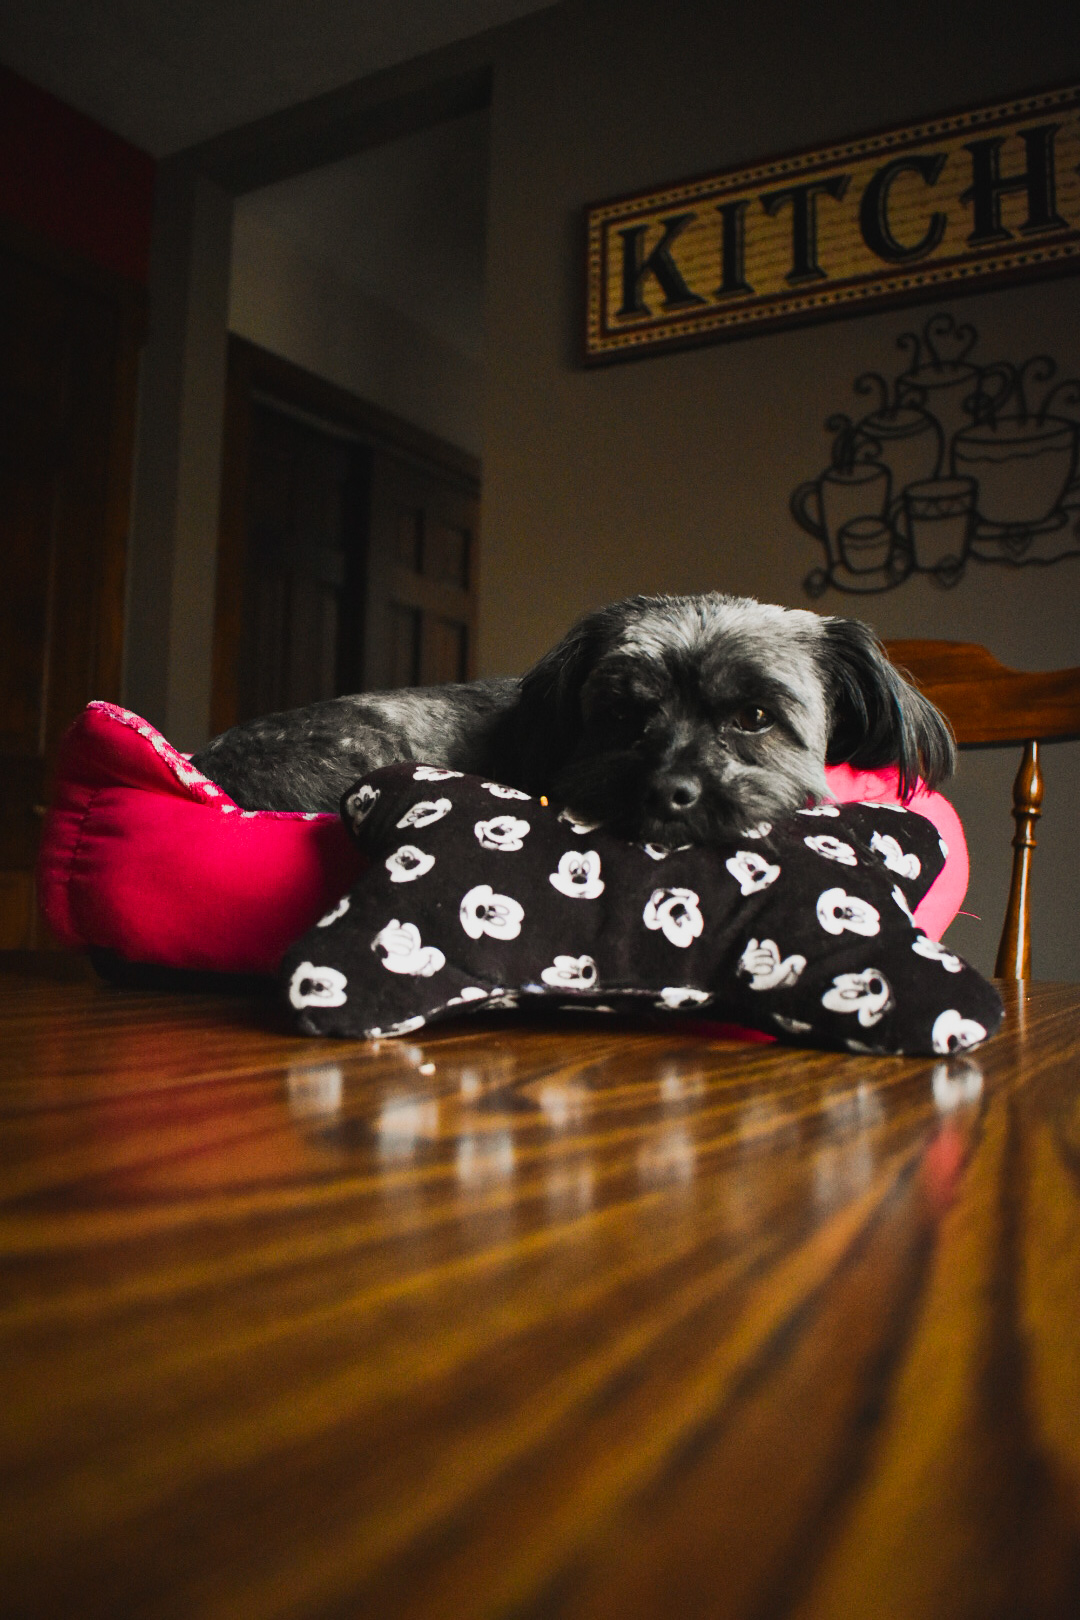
[[584, 83, 1080, 363]]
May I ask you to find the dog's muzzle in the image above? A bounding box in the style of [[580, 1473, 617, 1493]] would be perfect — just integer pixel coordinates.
[[648, 770, 703, 820]]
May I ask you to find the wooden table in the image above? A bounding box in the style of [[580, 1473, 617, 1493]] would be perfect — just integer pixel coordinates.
[[2, 971, 1079, 1620]]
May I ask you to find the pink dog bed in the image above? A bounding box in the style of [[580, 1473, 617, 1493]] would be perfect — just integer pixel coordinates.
[[37, 701, 968, 979]]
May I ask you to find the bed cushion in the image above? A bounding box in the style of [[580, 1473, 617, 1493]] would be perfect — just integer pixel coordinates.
[[280, 764, 1000, 1054], [37, 702, 363, 975]]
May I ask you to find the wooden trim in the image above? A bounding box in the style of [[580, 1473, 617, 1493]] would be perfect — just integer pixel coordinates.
[[94, 292, 145, 711], [181, 53, 493, 196], [465, 489, 481, 683], [209, 340, 255, 738]]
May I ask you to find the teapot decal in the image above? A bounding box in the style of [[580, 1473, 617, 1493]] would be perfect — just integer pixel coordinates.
[[792, 312, 1080, 596], [896, 314, 980, 454], [853, 370, 944, 496], [952, 358, 1080, 536]]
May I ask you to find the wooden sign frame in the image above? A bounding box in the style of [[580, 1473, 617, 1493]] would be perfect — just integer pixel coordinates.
[[584, 82, 1080, 364]]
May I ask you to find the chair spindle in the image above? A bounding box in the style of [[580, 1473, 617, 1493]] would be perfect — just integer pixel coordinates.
[[994, 739, 1043, 982]]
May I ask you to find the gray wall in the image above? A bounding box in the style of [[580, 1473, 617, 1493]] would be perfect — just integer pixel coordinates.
[[229, 208, 484, 456], [476, 0, 1080, 979]]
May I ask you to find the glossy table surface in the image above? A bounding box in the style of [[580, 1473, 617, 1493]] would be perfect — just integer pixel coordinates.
[[2, 971, 1079, 1620]]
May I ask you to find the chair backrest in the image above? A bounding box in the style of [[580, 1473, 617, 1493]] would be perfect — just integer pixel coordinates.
[[884, 639, 1080, 980]]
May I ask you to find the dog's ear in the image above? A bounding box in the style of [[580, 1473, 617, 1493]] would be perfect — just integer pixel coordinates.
[[819, 616, 955, 798], [511, 602, 631, 791]]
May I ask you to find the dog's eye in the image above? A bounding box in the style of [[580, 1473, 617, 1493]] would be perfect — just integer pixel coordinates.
[[606, 700, 640, 729], [732, 706, 773, 733]]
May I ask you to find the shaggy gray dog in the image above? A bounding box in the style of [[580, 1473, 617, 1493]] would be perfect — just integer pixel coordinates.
[[191, 593, 954, 842]]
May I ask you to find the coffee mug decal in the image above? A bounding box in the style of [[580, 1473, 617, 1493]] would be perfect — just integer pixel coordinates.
[[791, 312, 1080, 596]]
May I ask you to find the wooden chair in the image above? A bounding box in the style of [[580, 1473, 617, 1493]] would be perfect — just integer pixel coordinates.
[[883, 640, 1080, 979]]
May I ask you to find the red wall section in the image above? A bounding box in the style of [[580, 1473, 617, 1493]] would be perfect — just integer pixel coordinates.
[[0, 65, 155, 284]]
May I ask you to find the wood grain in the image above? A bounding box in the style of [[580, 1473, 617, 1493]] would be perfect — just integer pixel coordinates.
[[1, 974, 1079, 1619], [883, 640, 1080, 748]]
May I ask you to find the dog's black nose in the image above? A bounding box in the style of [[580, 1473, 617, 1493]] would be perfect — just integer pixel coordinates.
[[652, 773, 702, 817]]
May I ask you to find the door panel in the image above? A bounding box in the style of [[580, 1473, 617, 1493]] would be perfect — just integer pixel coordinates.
[[364, 449, 479, 691]]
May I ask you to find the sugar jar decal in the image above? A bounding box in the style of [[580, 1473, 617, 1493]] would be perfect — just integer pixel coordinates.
[[791, 312, 1080, 596]]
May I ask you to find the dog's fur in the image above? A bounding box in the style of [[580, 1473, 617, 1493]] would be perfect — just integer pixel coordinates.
[[191, 593, 954, 841]]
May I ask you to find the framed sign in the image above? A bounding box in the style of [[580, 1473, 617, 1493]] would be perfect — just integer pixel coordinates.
[[584, 83, 1080, 364]]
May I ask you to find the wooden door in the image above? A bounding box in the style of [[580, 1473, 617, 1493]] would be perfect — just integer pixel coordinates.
[[211, 338, 480, 732], [0, 227, 141, 948]]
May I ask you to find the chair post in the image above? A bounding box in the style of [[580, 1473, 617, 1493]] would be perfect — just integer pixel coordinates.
[[994, 739, 1043, 981]]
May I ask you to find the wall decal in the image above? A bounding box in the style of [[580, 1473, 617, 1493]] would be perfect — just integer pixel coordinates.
[[791, 313, 1080, 596], [584, 82, 1080, 363]]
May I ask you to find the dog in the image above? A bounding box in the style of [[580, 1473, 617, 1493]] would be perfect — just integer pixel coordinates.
[[191, 593, 954, 843]]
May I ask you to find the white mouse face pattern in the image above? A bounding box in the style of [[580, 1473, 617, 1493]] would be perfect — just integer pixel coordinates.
[[816, 887, 881, 937], [643, 887, 704, 948], [725, 851, 781, 896], [474, 815, 531, 852], [821, 968, 893, 1027], [737, 937, 806, 991], [932, 1008, 989, 1054], [459, 884, 525, 941], [870, 829, 922, 881], [288, 961, 348, 1008], [385, 845, 436, 883], [397, 798, 452, 830], [344, 783, 380, 828], [371, 920, 446, 976], [540, 955, 598, 990], [549, 850, 605, 900]]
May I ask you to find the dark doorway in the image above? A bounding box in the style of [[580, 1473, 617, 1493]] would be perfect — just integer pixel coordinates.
[[210, 337, 480, 735]]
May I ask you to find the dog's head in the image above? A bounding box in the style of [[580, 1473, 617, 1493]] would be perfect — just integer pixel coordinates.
[[512, 593, 954, 845]]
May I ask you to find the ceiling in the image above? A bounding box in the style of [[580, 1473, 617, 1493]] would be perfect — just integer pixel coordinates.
[[0, 0, 557, 157]]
